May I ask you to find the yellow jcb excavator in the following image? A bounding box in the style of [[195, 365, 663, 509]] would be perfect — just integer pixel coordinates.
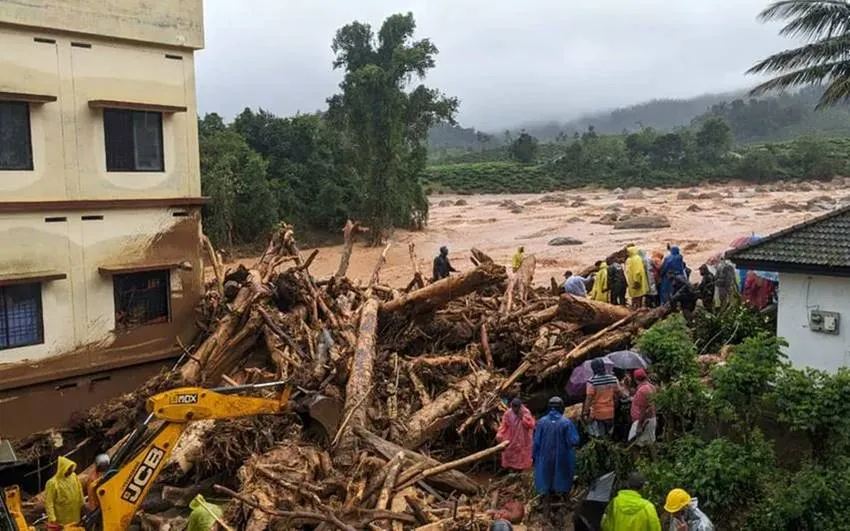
[[1, 380, 310, 530]]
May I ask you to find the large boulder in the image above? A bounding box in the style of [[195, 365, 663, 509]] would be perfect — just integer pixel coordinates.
[[677, 191, 698, 200], [797, 182, 814, 192], [438, 200, 454, 207], [621, 188, 645, 200], [540, 193, 570, 204], [455, 199, 468, 206], [548, 236, 584, 246], [686, 204, 703, 212], [697, 191, 724, 200], [594, 213, 621, 225], [613, 215, 671, 230]]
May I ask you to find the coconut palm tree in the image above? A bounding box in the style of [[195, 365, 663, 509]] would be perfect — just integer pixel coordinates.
[[748, 0, 850, 108]]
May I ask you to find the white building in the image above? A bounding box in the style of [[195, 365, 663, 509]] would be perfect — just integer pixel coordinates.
[[729, 206, 850, 372]]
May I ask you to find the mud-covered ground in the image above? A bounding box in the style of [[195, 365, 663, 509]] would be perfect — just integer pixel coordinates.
[[229, 178, 850, 285]]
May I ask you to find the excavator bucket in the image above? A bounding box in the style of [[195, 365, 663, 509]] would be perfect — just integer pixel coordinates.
[[304, 394, 343, 442]]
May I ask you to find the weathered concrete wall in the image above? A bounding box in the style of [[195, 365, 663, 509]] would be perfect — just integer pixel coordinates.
[[778, 273, 850, 372], [0, 25, 201, 200], [0, 208, 203, 384], [0, 0, 204, 49]]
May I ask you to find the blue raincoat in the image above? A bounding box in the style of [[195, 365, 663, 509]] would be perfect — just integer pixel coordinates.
[[660, 246, 687, 303], [532, 409, 580, 495]]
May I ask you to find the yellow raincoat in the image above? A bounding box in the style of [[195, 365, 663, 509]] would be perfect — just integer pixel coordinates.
[[45, 456, 84, 525], [512, 249, 525, 272], [625, 247, 649, 298], [589, 262, 610, 302]]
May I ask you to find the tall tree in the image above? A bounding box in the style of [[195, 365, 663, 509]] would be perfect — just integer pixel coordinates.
[[695, 116, 732, 163], [749, 0, 850, 107], [328, 13, 457, 242], [509, 131, 539, 163]]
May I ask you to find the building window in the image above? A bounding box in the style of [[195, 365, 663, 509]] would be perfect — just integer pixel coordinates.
[[113, 270, 170, 330], [103, 109, 164, 172], [0, 283, 44, 350], [0, 101, 34, 171]]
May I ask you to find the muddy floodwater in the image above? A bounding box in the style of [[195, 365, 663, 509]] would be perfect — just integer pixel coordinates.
[[232, 179, 850, 286]]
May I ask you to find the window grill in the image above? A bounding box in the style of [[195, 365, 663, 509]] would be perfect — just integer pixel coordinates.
[[113, 270, 170, 330], [0, 283, 44, 350], [103, 109, 164, 172], [0, 101, 34, 171]]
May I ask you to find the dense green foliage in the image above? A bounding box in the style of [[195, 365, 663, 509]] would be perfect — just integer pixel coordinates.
[[691, 299, 776, 354], [426, 122, 850, 193], [508, 132, 539, 163], [327, 12, 457, 242], [580, 299, 850, 529], [635, 314, 698, 384], [199, 13, 454, 248]]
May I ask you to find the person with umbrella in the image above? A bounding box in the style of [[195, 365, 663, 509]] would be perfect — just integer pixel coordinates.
[[583, 359, 624, 438], [628, 369, 657, 448], [495, 398, 535, 472], [533, 396, 580, 519]]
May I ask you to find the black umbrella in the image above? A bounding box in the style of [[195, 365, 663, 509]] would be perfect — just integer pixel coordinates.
[[605, 350, 650, 370]]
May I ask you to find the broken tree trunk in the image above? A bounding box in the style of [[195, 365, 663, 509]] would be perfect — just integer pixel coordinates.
[[578, 246, 629, 278], [376, 452, 404, 511], [335, 220, 362, 279], [403, 371, 494, 449], [407, 243, 425, 290], [556, 294, 632, 327], [355, 428, 479, 495], [514, 254, 536, 302], [470, 248, 494, 265], [337, 298, 380, 457], [380, 262, 507, 317], [537, 305, 671, 380]]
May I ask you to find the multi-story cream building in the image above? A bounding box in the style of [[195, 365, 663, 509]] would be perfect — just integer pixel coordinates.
[[0, 0, 206, 437]]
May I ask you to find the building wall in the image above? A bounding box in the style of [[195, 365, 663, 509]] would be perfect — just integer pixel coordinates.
[[0, 0, 204, 49], [778, 273, 850, 372], [0, 207, 203, 371], [0, 25, 201, 200]]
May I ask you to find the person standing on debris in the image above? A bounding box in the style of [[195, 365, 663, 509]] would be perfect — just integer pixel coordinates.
[[664, 489, 714, 531], [660, 246, 687, 303], [697, 265, 716, 312], [601, 472, 662, 531], [85, 453, 110, 512], [628, 369, 657, 447], [714, 255, 738, 309], [669, 274, 698, 316], [45, 456, 85, 529], [625, 246, 649, 308], [496, 398, 535, 471], [533, 396, 580, 513], [608, 260, 628, 306], [187, 494, 223, 531], [432, 246, 457, 281], [640, 250, 658, 307], [583, 359, 623, 438], [512, 246, 525, 272], [589, 261, 610, 302], [563, 271, 589, 297]]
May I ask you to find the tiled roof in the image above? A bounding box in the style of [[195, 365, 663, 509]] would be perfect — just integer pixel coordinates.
[[728, 205, 850, 272]]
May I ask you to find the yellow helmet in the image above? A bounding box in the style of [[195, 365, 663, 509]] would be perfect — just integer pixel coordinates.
[[664, 488, 691, 513]]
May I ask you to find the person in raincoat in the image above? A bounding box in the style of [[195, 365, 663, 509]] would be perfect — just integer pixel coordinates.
[[640, 250, 658, 307], [512, 247, 525, 272], [187, 494, 223, 531], [697, 265, 716, 312], [533, 396, 580, 514], [660, 246, 687, 303], [664, 489, 714, 531], [608, 261, 628, 306], [714, 255, 738, 309], [496, 398, 535, 471], [588, 261, 610, 302], [625, 247, 649, 308], [601, 472, 661, 531], [45, 456, 85, 529]]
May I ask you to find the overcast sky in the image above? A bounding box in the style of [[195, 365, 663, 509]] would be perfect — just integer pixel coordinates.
[[195, 0, 794, 131]]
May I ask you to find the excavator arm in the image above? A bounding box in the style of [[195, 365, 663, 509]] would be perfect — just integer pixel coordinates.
[[90, 381, 292, 530]]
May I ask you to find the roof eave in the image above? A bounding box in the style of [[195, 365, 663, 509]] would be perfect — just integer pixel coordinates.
[[732, 259, 850, 278]]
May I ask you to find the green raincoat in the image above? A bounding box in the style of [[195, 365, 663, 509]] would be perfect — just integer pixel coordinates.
[[44, 456, 84, 525], [187, 494, 223, 531], [601, 489, 662, 531]]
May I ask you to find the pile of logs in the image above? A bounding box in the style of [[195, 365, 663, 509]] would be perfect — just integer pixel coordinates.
[[13, 223, 671, 530]]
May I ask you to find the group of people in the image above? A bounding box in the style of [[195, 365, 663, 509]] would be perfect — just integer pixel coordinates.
[[583, 362, 657, 447], [40, 454, 221, 530], [493, 387, 713, 530]]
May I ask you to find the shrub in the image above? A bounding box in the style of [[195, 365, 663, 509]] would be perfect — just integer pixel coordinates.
[[639, 431, 775, 518], [576, 437, 633, 486], [635, 314, 698, 383], [744, 459, 850, 531], [691, 299, 775, 354], [653, 374, 712, 438]]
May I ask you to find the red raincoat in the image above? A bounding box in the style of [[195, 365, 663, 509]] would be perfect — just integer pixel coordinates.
[[496, 406, 536, 470]]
